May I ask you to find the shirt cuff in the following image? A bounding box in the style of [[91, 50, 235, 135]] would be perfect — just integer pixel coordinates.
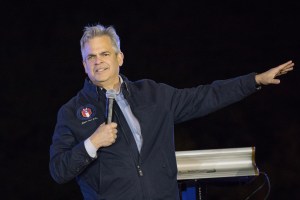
[[84, 138, 98, 158]]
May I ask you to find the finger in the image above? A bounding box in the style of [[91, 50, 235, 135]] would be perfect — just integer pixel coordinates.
[[282, 64, 294, 69], [276, 66, 294, 77], [275, 70, 287, 77], [110, 122, 118, 128], [283, 65, 294, 71], [271, 79, 281, 84], [282, 60, 293, 66], [113, 128, 118, 134], [277, 60, 293, 70], [282, 63, 294, 70]]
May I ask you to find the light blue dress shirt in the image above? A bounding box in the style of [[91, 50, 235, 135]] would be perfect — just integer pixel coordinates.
[[84, 76, 143, 158]]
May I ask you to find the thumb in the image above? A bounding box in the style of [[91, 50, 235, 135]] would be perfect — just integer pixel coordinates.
[[271, 79, 281, 84]]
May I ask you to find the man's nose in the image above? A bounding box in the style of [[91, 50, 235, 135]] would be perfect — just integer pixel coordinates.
[[94, 56, 103, 64]]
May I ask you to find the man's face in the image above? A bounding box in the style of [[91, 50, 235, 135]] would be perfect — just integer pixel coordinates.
[[82, 36, 124, 89]]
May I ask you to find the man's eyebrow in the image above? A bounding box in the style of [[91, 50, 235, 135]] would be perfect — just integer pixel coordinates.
[[86, 53, 96, 56], [86, 51, 111, 58], [100, 51, 111, 54]]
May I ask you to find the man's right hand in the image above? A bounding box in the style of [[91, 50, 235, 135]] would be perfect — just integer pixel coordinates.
[[89, 122, 118, 149]]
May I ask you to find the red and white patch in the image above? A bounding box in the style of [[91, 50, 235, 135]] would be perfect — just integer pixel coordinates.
[[81, 107, 92, 118], [77, 104, 96, 121]]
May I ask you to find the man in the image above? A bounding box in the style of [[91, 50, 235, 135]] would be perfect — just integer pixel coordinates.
[[49, 24, 294, 200]]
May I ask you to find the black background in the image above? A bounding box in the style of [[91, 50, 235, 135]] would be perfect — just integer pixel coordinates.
[[2, 0, 300, 199]]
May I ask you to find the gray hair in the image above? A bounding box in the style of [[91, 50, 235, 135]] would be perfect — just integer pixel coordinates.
[[80, 24, 121, 59]]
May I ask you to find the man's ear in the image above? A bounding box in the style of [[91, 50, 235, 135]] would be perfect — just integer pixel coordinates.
[[118, 52, 124, 67], [82, 60, 87, 73]]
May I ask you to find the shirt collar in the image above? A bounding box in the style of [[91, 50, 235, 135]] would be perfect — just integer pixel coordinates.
[[96, 75, 123, 94], [117, 75, 124, 95]]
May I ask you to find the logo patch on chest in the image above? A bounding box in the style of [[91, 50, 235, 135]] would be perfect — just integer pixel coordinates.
[[77, 104, 96, 120]]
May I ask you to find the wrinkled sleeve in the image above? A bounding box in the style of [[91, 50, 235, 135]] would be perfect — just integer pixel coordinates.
[[49, 106, 96, 184], [166, 73, 258, 123]]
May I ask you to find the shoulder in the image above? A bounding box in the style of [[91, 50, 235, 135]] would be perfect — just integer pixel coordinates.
[[127, 78, 176, 92], [56, 89, 85, 117]]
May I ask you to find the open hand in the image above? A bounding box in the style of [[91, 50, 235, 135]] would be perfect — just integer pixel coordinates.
[[255, 60, 294, 85]]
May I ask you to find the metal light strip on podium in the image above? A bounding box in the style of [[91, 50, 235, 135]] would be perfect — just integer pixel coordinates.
[[176, 147, 259, 180]]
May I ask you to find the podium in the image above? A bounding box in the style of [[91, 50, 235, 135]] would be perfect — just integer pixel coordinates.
[[176, 147, 259, 200]]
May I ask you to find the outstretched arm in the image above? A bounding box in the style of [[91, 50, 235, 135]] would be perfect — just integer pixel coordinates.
[[255, 60, 294, 85]]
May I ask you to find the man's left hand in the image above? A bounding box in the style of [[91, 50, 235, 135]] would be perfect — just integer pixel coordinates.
[[255, 60, 294, 85]]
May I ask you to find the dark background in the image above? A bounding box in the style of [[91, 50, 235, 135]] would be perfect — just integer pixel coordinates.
[[2, 0, 299, 199]]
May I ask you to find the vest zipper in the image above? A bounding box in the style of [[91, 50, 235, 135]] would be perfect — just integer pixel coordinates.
[[114, 111, 143, 177], [137, 165, 143, 176]]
